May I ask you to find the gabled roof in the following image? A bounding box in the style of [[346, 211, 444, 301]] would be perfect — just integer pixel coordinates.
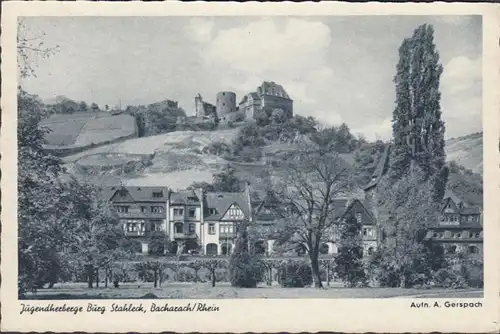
[[170, 190, 200, 205], [363, 144, 391, 191], [103, 186, 168, 203], [441, 190, 481, 215], [204, 192, 251, 221], [257, 81, 291, 100]]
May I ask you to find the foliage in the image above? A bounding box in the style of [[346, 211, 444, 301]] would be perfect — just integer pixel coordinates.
[[269, 128, 352, 288], [447, 161, 483, 208], [202, 141, 232, 157], [335, 213, 366, 287], [277, 260, 313, 288], [352, 140, 386, 186], [212, 165, 244, 192], [374, 165, 441, 288], [148, 231, 167, 256], [390, 24, 446, 197], [200, 259, 228, 287], [120, 238, 142, 255], [229, 221, 263, 288]]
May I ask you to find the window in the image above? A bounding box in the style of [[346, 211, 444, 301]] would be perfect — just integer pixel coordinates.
[[453, 232, 461, 239], [140, 206, 147, 213], [188, 208, 196, 218], [189, 223, 196, 233], [220, 225, 227, 233], [115, 206, 129, 213], [152, 192, 163, 198], [208, 223, 216, 235], [474, 232, 481, 238], [209, 208, 216, 215], [367, 247, 374, 256], [150, 221, 162, 231], [173, 208, 184, 216], [174, 223, 183, 234], [227, 206, 243, 219], [468, 245, 479, 254], [356, 213, 362, 223], [151, 206, 163, 214]]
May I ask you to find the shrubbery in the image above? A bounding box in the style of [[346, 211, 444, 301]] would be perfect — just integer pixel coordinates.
[[229, 222, 263, 288], [278, 261, 312, 288]]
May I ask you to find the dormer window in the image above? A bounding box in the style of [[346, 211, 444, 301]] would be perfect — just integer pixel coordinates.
[[153, 192, 163, 198], [209, 208, 216, 215]]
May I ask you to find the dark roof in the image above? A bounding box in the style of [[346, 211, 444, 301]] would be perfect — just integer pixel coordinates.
[[363, 144, 391, 191], [204, 192, 251, 221], [441, 190, 481, 215], [258, 81, 291, 100], [103, 186, 168, 202], [170, 190, 200, 205]]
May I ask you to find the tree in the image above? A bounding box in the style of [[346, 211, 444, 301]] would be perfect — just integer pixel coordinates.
[[201, 259, 228, 287], [79, 101, 88, 112], [212, 165, 243, 192], [335, 213, 366, 287], [90, 102, 100, 112], [270, 130, 351, 288], [17, 19, 59, 79], [148, 231, 167, 256], [229, 220, 263, 288], [390, 24, 446, 194], [374, 165, 440, 288], [66, 179, 125, 288], [352, 140, 386, 186], [17, 89, 71, 294]]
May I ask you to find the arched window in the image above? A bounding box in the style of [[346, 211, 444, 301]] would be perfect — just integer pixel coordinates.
[[367, 247, 374, 256], [206, 243, 218, 256]]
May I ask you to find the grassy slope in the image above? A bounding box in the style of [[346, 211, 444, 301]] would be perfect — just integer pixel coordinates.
[[64, 128, 483, 189], [445, 132, 483, 175]]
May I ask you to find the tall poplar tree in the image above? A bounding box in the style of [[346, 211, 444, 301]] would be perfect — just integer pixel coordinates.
[[390, 24, 447, 199]]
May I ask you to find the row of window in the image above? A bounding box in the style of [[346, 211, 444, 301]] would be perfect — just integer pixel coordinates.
[[115, 205, 164, 214], [446, 245, 480, 254], [124, 220, 162, 232], [441, 215, 479, 223], [432, 231, 482, 239], [173, 208, 197, 218]]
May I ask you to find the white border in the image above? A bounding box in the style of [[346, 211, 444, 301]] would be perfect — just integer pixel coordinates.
[[1, 2, 499, 332]]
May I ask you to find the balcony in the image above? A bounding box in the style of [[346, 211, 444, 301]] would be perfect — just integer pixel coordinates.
[[219, 232, 236, 239], [124, 230, 146, 237], [173, 232, 198, 239], [116, 211, 165, 219]]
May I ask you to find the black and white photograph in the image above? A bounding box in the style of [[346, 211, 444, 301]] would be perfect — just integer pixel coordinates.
[[2, 2, 499, 333], [15, 14, 486, 299]]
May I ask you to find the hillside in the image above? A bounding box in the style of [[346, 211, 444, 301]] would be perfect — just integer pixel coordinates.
[[445, 132, 483, 175], [41, 112, 137, 151], [63, 128, 242, 189], [62, 126, 483, 190]]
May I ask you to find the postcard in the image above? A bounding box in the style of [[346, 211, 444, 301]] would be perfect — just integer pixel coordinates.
[[1, 1, 499, 332]]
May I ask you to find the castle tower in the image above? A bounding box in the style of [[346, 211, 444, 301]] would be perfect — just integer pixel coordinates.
[[216, 91, 236, 121], [194, 93, 204, 117]]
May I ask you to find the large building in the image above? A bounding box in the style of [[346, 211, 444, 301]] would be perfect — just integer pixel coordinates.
[[193, 81, 294, 124], [103, 186, 169, 254]]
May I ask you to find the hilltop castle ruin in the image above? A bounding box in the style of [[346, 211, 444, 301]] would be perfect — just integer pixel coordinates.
[[193, 81, 293, 123]]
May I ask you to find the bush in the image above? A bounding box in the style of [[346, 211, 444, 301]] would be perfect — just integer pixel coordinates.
[[177, 267, 196, 282], [121, 238, 142, 254], [229, 225, 263, 288], [431, 268, 468, 289], [278, 261, 313, 288], [148, 231, 167, 256]]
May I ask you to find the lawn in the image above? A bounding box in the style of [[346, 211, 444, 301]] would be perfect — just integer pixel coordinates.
[[23, 282, 483, 300]]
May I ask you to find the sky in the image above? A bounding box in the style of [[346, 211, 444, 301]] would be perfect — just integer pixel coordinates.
[[19, 15, 482, 140]]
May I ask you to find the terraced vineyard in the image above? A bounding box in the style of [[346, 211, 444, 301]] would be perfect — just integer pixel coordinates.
[[42, 112, 137, 149]]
